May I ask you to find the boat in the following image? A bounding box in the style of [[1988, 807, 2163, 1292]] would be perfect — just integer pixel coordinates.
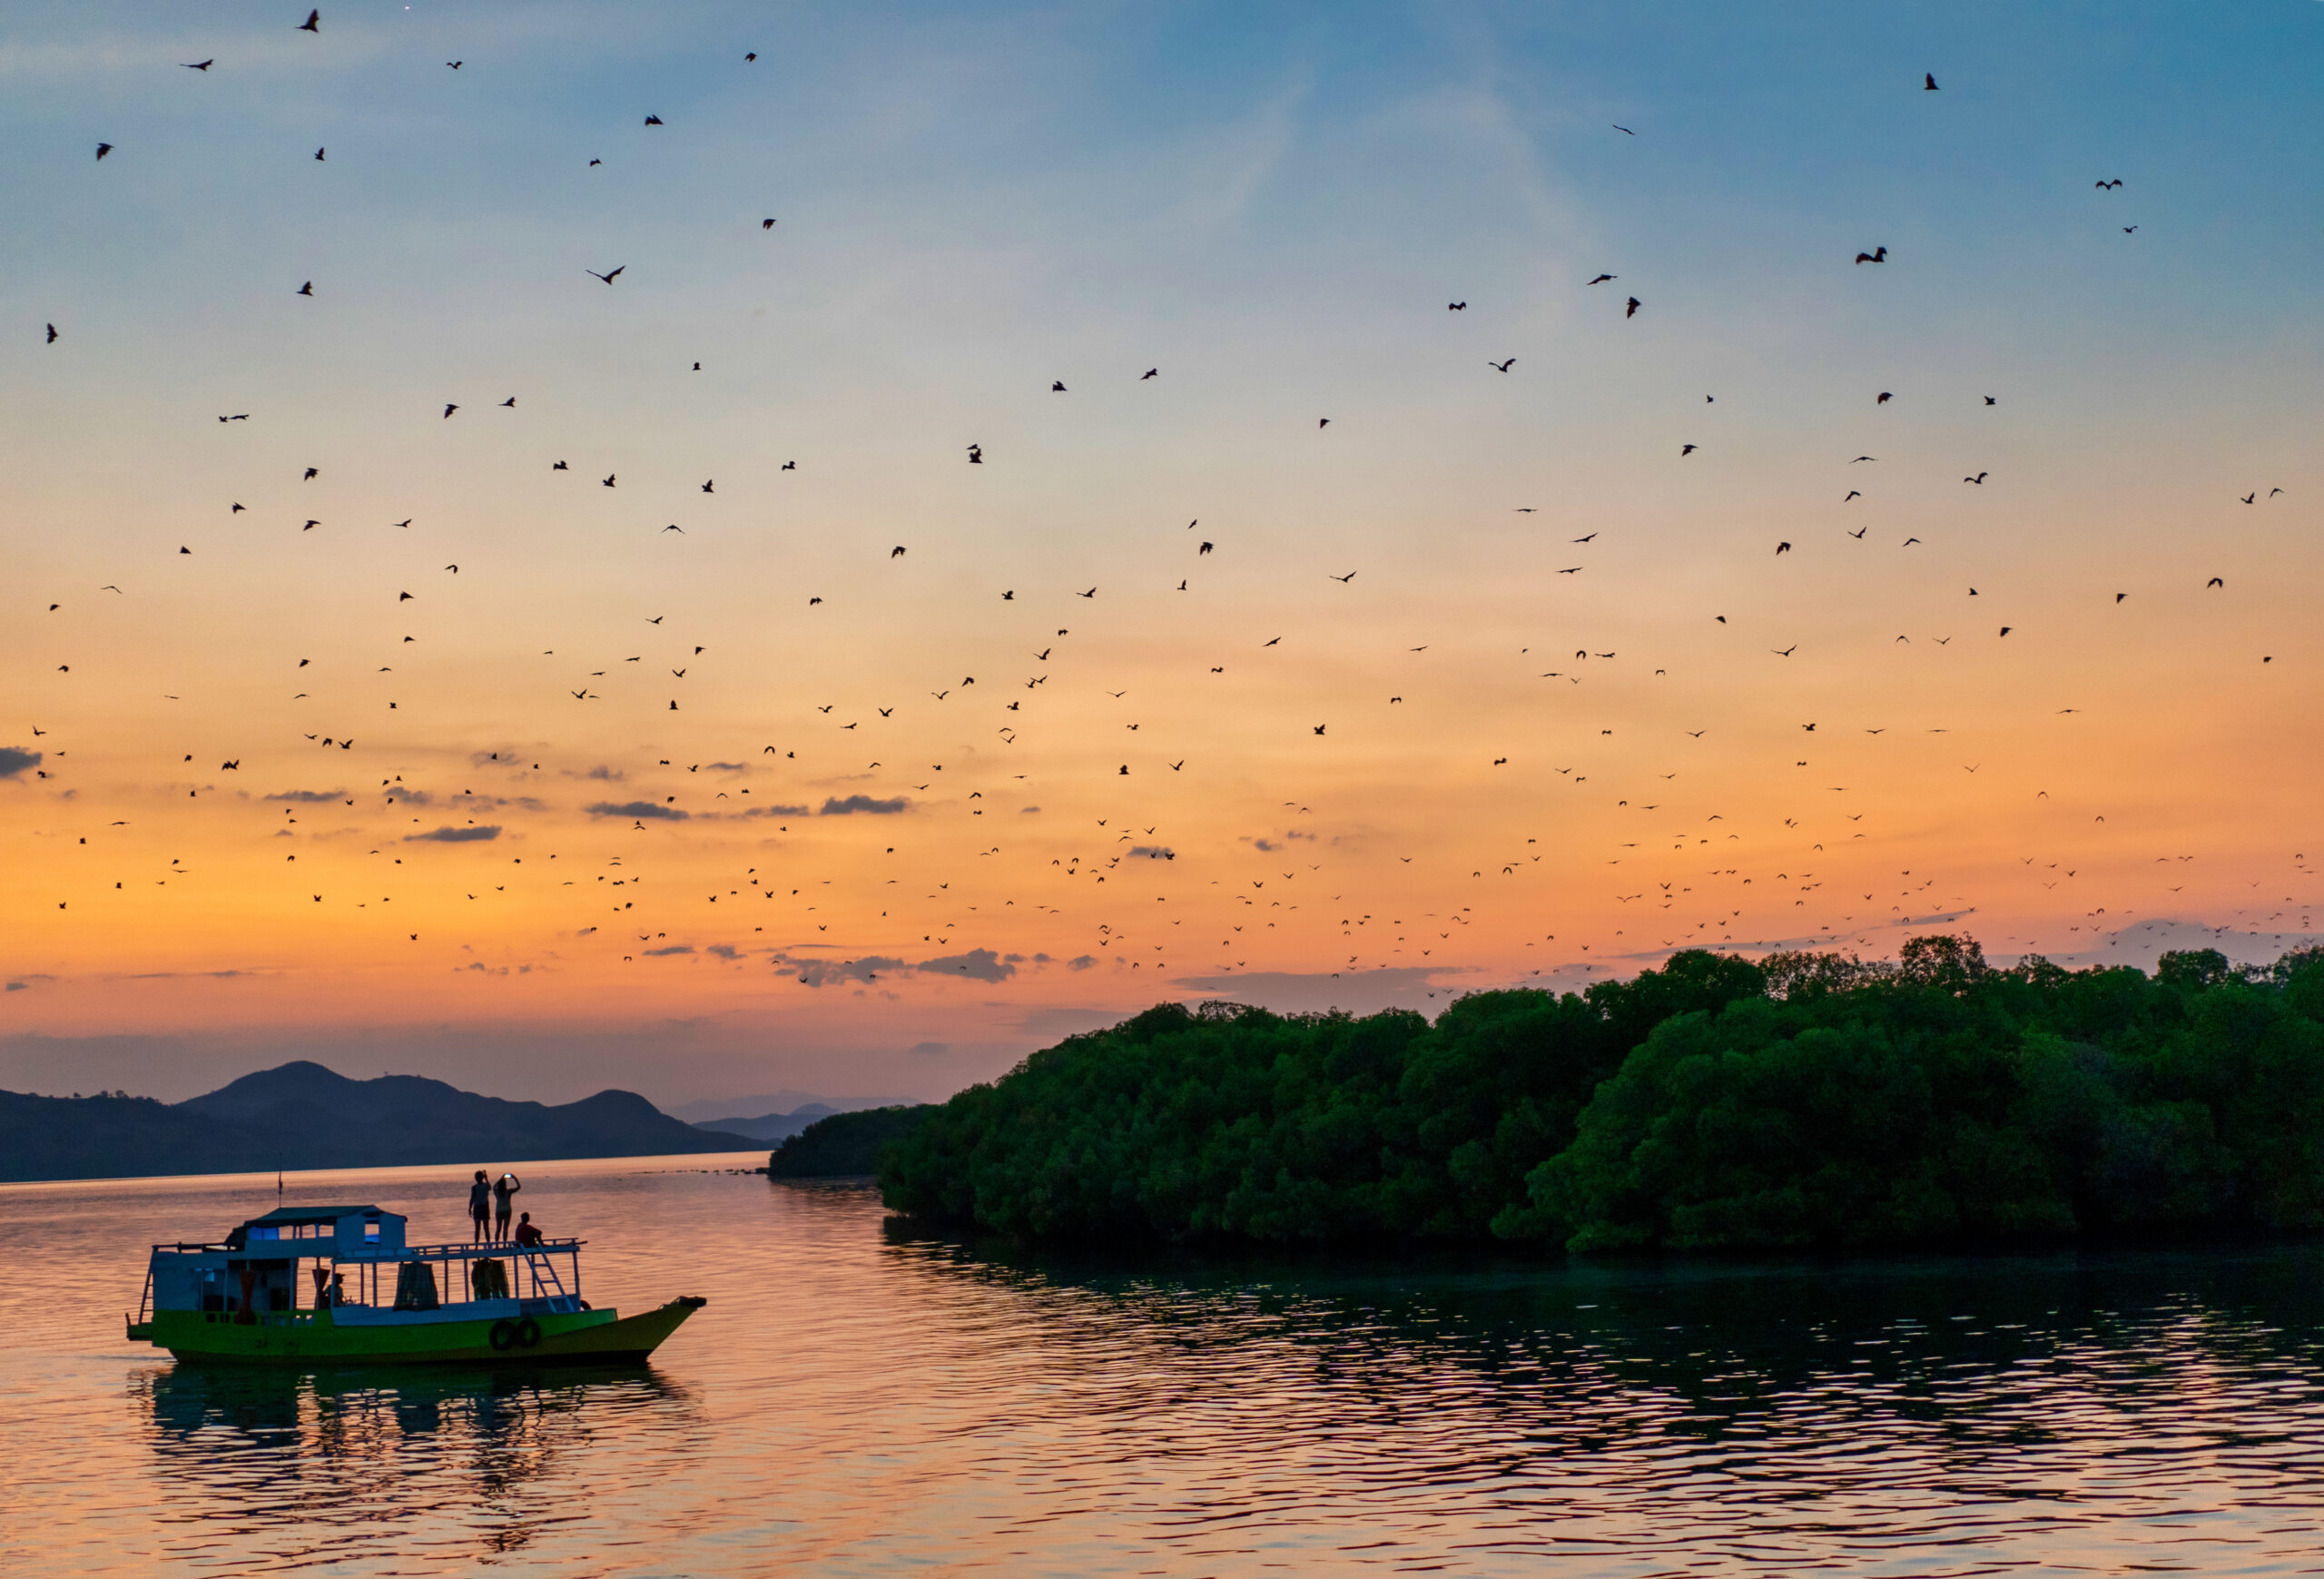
[[125, 1203, 704, 1365]]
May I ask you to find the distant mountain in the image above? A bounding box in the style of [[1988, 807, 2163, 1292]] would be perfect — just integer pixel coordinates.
[[691, 1107, 832, 1143], [0, 1061, 759, 1184], [667, 1091, 909, 1125]]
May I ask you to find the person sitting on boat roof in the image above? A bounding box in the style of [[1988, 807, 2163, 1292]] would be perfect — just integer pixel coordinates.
[[468, 1170, 492, 1244], [513, 1211, 544, 1248], [493, 1172, 522, 1240]]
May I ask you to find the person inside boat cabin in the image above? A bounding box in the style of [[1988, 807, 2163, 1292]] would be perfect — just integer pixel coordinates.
[[468, 1169, 492, 1243], [513, 1211, 544, 1248], [493, 1172, 522, 1239]]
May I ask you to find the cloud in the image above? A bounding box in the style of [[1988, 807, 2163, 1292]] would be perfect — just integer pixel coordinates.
[[1621, 911, 1982, 963], [384, 787, 434, 806], [643, 944, 694, 956], [2023, 919, 2324, 972], [918, 948, 1015, 982], [704, 761, 748, 773], [910, 1041, 950, 1055], [1020, 805, 1041, 814], [586, 800, 689, 821], [787, 954, 905, 987], [442, 793, 538, 812], [706, 943, 742, 960], [821, 794, 909, 815], [1170, 965, 1466, 1015], [1068, 954, 1097, 971], [1013, 1004, 1133, 1038], [584, 765, 624, 781], [1252, 838, 1279, 852], [0, 747, 43, 779], [1583, 919, 2324, 984], [5, 982, 25, 992], [1128, 844, 1176, 860], [263, 788, 346, 804], [734, 804, 811, 817], [405, 824, 502, 843]]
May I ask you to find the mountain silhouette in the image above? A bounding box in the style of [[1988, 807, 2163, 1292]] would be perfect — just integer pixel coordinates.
[[0, 1061, 755, 1183]]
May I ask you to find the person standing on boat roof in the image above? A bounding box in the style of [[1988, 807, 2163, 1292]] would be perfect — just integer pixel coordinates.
[[468, 1169, 492, 1243], [493, 1171, 522, 1240]]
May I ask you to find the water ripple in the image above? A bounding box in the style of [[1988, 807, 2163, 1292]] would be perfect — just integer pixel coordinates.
[[9, 1165, 2324, 1574]]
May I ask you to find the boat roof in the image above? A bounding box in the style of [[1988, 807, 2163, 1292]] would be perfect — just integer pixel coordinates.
[[241, 1204, 393, 1228]]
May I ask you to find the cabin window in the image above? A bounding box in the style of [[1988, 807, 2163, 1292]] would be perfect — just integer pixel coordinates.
[[364, 1220, 380, 1242]]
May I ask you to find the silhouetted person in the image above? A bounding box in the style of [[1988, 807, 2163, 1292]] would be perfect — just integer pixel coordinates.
[[493, 1172, 522, 1239], [468, 1169, 491, 1243], [513, 1211, 544, 1248]]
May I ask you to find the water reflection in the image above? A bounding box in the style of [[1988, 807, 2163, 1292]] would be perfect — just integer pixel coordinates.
[[135, 1364, 696, 1569], [19, 1167, 2324, 1576], [872, 1224, 2324, 1573]]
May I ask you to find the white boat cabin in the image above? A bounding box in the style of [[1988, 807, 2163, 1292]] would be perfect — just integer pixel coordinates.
[[140, 1204, 589, 1329]]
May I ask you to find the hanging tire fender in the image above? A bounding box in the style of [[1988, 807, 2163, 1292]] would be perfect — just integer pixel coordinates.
[[488, 1318, 517, 1351]]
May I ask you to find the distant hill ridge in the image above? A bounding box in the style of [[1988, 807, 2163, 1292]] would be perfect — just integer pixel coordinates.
[[692, 1107, 831, 1144], [689, 1098, 911, 1143], [0, 1060, 758, 1184]]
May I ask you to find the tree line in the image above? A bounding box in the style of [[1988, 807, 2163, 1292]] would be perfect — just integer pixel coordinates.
[[879, 938, 2324, 1250]]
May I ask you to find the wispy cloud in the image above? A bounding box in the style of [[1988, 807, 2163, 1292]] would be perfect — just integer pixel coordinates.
[[1171, 965, 1467, 1015], [918, 948, 1015, 982], [587, 800, 688, 821], [822, 794, 909, 815], [783, 954, 906, 987]]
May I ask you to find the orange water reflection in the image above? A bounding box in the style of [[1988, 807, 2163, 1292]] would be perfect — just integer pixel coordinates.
[[6, 1160, 2324, 1575]]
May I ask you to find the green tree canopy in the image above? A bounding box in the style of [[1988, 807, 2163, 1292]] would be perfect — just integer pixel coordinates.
[[881, 940, 2324, 1252]]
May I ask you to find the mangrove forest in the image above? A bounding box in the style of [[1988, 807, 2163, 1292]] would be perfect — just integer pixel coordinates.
[[879, 937, 2324, 1251]]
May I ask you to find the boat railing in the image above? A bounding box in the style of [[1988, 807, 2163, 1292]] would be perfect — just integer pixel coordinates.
[[141, 1232, 589, 1318], [361, 1237, 586, 1262], [336, 1236, 585, 1311]]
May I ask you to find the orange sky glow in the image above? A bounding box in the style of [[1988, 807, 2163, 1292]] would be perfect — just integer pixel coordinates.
[[4, 4, 2320, 1104]]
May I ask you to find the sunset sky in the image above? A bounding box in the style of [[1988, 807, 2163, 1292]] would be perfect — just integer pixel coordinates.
[[4, 0, 2320, 1108]]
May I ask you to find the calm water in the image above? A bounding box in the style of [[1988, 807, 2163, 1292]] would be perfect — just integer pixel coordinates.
[[6, 1159, 2324, 1576]]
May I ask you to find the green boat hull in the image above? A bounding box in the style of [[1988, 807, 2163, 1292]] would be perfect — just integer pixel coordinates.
[[134, 1297, 704, 1366]]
